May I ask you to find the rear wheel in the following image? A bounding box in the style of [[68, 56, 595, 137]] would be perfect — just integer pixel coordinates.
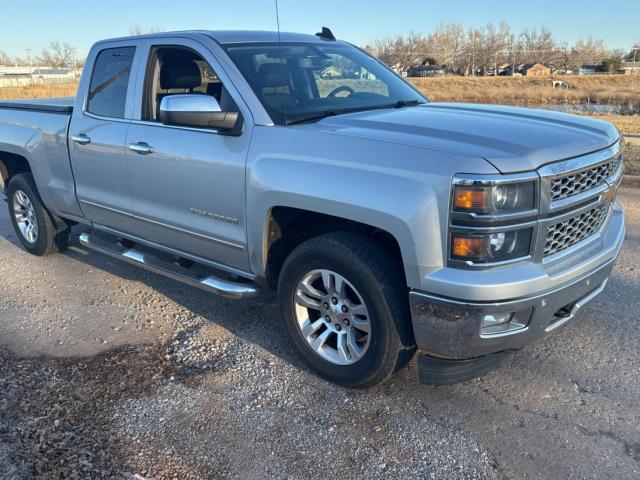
[[278, 232, 414, 388], [7, 173, 70, 256]]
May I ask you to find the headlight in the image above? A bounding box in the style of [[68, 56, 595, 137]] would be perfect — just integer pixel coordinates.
[[451, 228, 533, 263], [449, 174, 539, 266], [453, 181, 536, 215]]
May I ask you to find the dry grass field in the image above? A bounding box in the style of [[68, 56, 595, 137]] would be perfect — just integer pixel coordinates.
[[409, 75, 640, 134], [1, 76, 638, 133], [0, 83, 78, 100], [408, 75, 640, 106]]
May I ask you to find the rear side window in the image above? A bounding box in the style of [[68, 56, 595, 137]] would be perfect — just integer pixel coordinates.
[[87, 47, 135, 118]]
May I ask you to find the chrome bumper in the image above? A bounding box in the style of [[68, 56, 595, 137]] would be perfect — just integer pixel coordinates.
[[409, 204, 625, 359]]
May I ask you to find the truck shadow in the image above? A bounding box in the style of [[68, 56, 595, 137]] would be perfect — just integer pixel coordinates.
[[59, 228, 302, 368]]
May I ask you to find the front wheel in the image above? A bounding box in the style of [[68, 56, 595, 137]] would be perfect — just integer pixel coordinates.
[[7, 173, 70, 256], [278, 232, 414, 388]]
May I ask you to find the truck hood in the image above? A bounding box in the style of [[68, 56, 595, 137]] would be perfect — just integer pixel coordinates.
[[314, 103, 619, 173]]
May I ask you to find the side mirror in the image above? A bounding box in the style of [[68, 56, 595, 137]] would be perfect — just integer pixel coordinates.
[[159, 94, 241, 133]]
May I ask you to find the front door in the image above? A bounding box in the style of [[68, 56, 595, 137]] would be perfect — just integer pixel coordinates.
[[125, 42, 251, 273], [69, 45, 138, 232]]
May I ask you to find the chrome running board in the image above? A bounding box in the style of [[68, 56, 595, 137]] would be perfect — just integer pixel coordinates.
[[79, 232, 259, 300]]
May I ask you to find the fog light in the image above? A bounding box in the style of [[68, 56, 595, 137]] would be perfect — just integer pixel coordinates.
[[482, 312, 513, 328], [480, 309, 531, 337]]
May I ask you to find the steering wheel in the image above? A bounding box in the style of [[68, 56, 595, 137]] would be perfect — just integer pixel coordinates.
[[327, 85, 355, 98]]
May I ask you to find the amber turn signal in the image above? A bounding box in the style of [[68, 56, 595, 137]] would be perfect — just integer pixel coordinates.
[[451, 236, 486, 258], [453, 187, 489, 211]]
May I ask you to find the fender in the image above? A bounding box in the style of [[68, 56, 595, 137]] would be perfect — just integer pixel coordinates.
[[245, 126, 497, 288], [0, 109, 82, 218]]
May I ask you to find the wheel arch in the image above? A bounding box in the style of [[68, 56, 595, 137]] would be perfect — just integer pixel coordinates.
[[258, 205, 409, 290], [0, 148, 33, 194]]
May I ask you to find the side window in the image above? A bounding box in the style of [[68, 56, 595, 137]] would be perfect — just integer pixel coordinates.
[[143, 46, 226, 123], [87, 47, 135, 118]]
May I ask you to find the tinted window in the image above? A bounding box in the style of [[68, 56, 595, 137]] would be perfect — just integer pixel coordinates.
[[87, 47, 135, 118]]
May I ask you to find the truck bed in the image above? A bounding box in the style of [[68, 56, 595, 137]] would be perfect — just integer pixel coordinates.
[[0, 97, 74, 114]]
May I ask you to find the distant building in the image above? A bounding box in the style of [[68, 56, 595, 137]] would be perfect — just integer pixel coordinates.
[[522, 63, 551, 77], [495, 63, 513, 76], [619, 61, 640, 75], [408, 64, 445, 78], [31, 68, 75, 80], [0, 65, 79, 87], [577, 65, 599, 75]]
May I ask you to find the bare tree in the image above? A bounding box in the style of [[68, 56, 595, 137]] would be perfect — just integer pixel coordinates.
[[428, 23, 466, 72], [520, 27, 557, 65], [572, 37, 609, 67], [623, 43, 640, 61], [0, 50, 11, 65], [39, 42, 76, 68], [129, 26, 164, 36], [476, 22, 511, 74]]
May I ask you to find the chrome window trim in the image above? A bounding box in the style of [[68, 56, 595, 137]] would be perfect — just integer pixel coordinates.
[[83, 111, 131, 124], [130, 118, 227, 136]]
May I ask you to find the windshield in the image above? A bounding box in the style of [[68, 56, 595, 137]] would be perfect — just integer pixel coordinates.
[[222, 42, 427, 125]]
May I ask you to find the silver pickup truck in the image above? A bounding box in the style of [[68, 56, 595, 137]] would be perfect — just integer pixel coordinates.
[[0, 29, 625, 387]]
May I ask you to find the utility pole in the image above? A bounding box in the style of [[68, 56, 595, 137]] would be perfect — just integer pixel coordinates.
[[471, 31, 476, 77], [26, 48, 32, 72]]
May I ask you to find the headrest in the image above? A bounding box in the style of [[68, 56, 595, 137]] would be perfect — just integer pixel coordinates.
[[160, 59, 201, 90], [258, 63, 291, 89]]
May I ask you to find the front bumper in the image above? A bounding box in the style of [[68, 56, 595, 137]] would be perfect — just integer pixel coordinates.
[[409, 202, 625, 360]]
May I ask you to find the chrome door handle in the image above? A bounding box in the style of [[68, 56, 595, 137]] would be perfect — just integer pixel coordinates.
[[128, 142, 154, 155], [71, 134, 91, 145]]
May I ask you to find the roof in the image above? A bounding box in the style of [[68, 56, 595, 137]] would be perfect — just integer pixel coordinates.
[[411, 65, 444, 71], [99, 30, 336, 46]]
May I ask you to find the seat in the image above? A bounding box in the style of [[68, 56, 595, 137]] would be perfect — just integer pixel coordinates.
[[257, 63, 299, 111], [160, 58, 201, 91], [157, 58, 202, 113]]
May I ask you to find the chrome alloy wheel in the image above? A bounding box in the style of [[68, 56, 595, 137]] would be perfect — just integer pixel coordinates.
[[293, 269, 371, 365], [13, 190, 38, 244]]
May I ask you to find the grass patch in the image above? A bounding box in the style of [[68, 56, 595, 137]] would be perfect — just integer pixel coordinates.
[[625, 143, 640, 176], [408, 75, 640, 107], [0, 83, 78, 100]]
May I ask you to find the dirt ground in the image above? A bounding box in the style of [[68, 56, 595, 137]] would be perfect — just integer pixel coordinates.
[[1, 189, 640, 479]]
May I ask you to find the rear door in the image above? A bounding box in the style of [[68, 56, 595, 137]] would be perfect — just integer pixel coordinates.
[[125, 37, 253, 274], [68, 43, 141, 232]]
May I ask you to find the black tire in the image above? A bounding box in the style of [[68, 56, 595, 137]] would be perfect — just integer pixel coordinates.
[[6, 173, 70, 256], [277, 232, 415, 388]]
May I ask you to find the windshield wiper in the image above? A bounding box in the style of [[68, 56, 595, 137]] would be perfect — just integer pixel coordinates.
[[286, 110, 340, 126], [285, 100, 426, 126]]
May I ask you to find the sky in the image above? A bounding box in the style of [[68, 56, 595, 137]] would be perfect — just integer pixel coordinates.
[[1, 0, 638, 59]]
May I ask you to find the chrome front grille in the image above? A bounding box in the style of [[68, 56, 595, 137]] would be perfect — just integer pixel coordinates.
[[550, 155, 621, 201], [544, 205, 608, 256]]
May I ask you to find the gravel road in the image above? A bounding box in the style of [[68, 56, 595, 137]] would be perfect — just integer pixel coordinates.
[[1, 189, 639, 480]]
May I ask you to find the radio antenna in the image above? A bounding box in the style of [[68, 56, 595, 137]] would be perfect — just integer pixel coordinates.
[[274, 0, 287, 125], [274, 0, 282, 42]]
